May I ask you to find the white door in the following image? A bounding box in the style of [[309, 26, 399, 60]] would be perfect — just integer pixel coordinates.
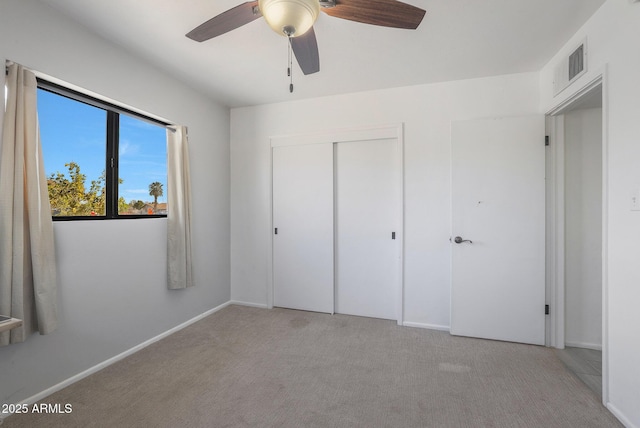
[[335, 138, 400, 320], [273, 143, 334, 313], [451, 116, 545, 345]]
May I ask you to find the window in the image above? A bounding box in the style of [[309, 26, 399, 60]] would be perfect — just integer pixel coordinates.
[[37, 80, 168, 219]]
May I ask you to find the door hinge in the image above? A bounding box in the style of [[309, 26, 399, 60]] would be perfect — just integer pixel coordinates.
[[545, 304, 550, 315], [545, 136, 550, 146], [392, 232, 396, 240], [274, 228, 278, 235]]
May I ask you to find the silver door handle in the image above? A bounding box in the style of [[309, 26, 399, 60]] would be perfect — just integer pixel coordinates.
[[453, 236, 472, 244]]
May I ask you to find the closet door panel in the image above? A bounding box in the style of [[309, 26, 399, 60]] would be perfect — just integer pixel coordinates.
[[335, 138, 400, 320], [272, 143, 334, 313]]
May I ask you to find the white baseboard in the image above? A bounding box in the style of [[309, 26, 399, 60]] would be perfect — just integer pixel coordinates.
[[0, 300, 232, 421], [228, 300, 268, 309], [403, 321, 450, 332], [607, 402, 638, 428], [564, 341, 602, 351]]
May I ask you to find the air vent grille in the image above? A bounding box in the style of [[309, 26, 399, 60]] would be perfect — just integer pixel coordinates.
[[568, 45, 584, 81], [553, 38, 587, 96]]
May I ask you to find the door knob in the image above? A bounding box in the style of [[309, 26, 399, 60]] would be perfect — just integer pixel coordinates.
[[454, 236, 473, 244]]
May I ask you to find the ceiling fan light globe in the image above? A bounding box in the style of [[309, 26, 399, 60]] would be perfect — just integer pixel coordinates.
[[259, 0, 319, 37]]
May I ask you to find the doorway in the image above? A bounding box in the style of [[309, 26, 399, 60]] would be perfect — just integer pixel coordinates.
[[546, 78, 606, 401]]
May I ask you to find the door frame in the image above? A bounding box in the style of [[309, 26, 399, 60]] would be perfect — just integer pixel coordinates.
[[545, 69, 609, 405], [268, 123, 405, 324]]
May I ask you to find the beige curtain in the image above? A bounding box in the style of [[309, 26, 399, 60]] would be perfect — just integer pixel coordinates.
[[167, 125, 193, 289], [0, 63, 58, 345]]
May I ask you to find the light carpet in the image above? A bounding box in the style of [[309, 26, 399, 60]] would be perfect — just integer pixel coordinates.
[[2, 305, 622, 427]]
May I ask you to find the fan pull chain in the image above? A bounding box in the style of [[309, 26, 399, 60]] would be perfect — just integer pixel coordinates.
[[287, 37, 294, 93]]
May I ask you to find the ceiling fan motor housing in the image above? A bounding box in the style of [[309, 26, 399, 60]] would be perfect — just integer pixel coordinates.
[[259, 0, 320, 37]]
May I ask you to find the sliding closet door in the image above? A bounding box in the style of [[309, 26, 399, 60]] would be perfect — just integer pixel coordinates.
[[335, 138, 400, 320], [272, 143, 334, 313]]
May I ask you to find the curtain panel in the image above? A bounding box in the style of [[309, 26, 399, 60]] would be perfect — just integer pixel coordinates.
[[167, 125, 194, 289], [0, 63, 58, 345]]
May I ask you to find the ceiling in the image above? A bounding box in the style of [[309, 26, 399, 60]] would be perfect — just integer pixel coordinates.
[[39, 0, 606, 108]]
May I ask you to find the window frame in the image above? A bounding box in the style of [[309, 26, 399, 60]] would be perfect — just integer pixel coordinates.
[[37, 79, 170, 221]]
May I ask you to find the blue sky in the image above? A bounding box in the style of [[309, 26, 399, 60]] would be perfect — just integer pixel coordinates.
[[37, 89, 167, 204]]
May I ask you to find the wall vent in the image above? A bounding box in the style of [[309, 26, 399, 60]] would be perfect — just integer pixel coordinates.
[[553, 38, 587, 96]]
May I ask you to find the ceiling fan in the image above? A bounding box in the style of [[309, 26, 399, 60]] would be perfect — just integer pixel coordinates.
[[186, 0, 426, 77]]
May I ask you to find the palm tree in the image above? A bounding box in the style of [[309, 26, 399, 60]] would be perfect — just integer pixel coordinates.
[[149, 182, 163, 213]]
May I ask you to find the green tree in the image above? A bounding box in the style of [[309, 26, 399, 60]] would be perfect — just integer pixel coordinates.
[[149, 181, 163, 213], [130, 200, 146, 210], [47, 162, 101, 216], [47, 162, 125, 216], [118, 196, 128, 214], [86, 170, 106, 215]]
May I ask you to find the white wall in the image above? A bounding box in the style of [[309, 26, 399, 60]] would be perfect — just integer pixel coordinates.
[[0, 0, 230, 406], [540, 0, 640, 425], [230, 72, 540, 329], [564, 108, 602, 350]]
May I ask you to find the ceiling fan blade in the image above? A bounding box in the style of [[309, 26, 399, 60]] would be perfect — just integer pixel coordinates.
[[186, 1, 262, 42], [321, 0, 425, 30], [291, 27, 320, 75]]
